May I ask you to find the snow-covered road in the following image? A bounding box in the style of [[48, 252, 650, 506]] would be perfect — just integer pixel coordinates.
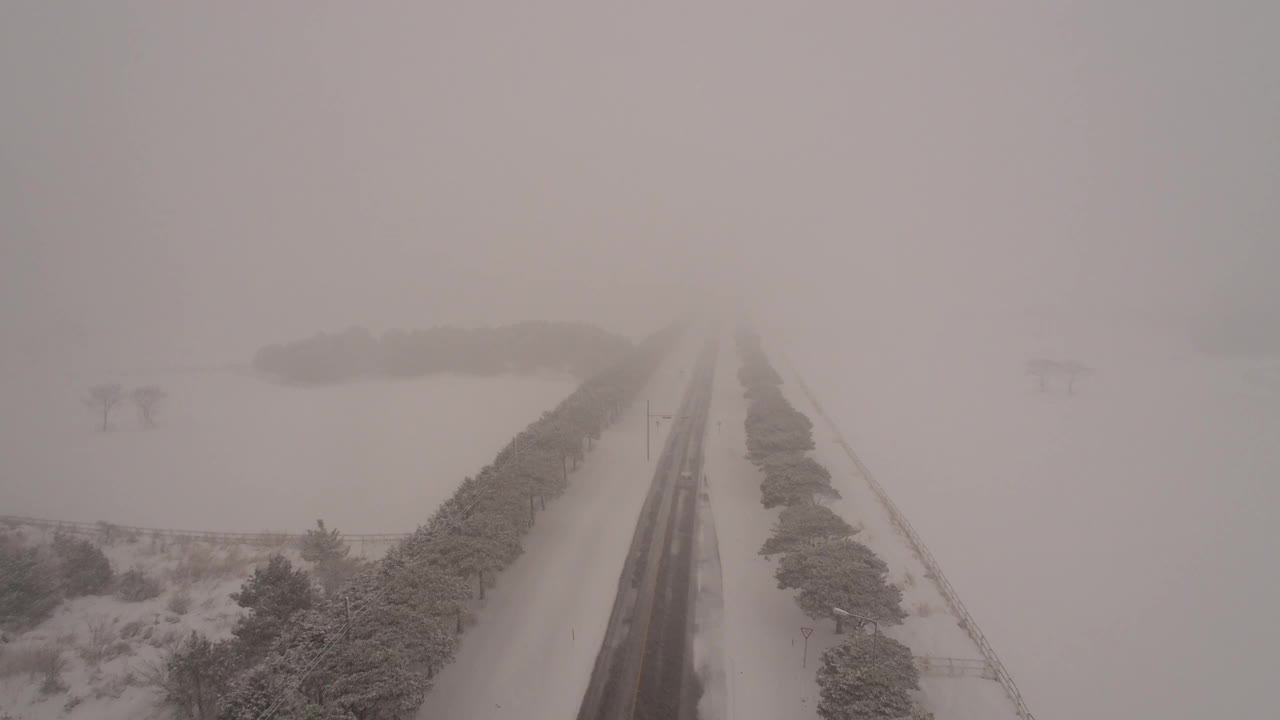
[[415, 333, 701, 720], [693, 332, 1020, 720]]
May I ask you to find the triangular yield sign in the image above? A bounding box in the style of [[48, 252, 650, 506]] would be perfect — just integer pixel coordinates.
[[800, 627, 814, 639]]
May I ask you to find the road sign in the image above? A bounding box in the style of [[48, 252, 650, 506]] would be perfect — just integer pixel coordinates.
[[800, 627, 813, 639]]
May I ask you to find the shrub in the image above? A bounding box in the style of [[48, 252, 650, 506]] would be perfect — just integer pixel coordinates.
[[147, 632, 237, 720], [52, 534, 114, 597], [168, 589, 192, 615], [0, 536, 61, 628], [172, 545, 243, 583], [80, 615, 131, 666], [116, 568, 163, 602], [0, 642, 68, 695]]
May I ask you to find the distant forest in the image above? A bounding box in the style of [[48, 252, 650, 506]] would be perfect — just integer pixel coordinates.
[[253, 322, 632, 384]]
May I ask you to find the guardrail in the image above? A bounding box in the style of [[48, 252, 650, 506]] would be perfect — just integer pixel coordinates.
[[785, 365, 1037, 720], [0, 514, 412, 549], [914, 656, 997, 680]]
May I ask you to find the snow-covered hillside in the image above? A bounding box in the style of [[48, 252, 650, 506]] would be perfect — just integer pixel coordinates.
[[0, 369, 574, 533], [774, 317, 1280, 720]]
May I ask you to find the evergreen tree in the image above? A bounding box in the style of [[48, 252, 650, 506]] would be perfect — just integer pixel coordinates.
[[758, 453, 839, 508], [760, 503, 856, 556], [161, 632, 238, 720], [775, 538, 907, 630], [231, 554, 319, 660], [301, 520, 359, 594], [816, 635, 927, 720]]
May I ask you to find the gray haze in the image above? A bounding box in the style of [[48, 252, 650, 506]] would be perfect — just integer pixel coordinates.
[[3, 3, 1278, 719]]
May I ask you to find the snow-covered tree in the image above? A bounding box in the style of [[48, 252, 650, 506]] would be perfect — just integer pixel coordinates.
[[775, 538, 906, 631], [817, 634, 925, 720], [231, 554, 319, 660], [157, 632, 238, 720], [760, 503, 856, 556], [744, 389, 816, 461], [84, 383, 124, 431], [301, 520, 360, 594], [758, 452, 839, 508], [51, 534, 114, 597], [1058, 360, 1094, 395], [301, 520, 349, 565], [0, 536, 60, 627], [131, 384, 168, 427], [432, 512, 522, 599]]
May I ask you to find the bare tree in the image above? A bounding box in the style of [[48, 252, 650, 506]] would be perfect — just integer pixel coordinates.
[[1025, 358, 1060, 392], [131, 385, 168, 427], [1058, 361, 1094, 395], [84, 383, 124, 431]]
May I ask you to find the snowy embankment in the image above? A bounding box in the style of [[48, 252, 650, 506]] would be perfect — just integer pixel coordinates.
[[778, 319, 1280, 719], [0, 369, 575, 533], [774, 366, 1019, 720], [0, 525, 328, 720], [694, 332, 1018, 720], [414, 333, 702, 720]]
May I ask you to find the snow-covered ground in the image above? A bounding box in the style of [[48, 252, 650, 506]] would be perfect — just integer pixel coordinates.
[[414, 333, 701, 720], [695, 333, 1017, 720], [0, 525, 303, 720], [773, 317, 1280, 720], [0, 368, 574, 533]]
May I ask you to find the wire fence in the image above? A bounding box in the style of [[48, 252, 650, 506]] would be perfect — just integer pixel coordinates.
[[0, 514, 412, 554], [914, 656, 997, 680], [786, 363, 1037, 720]]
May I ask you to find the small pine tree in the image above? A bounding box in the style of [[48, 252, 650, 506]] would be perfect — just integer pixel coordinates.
[[300, 520, 349, 565], [230, 554, 318, 660], [158, 632, 237, 720], [300, 520, 359, 594]]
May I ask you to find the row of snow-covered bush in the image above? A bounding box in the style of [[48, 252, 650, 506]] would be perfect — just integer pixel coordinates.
[[734, 328, 931, 720], [254, 321, 633, 384], [209, 324, 684, 720], [0, 532, 168, 630]]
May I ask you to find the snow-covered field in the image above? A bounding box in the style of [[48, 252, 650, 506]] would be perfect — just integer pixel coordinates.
[[773, 317, 1280, 720], [695, 333, 1017, 720], [0, 368, 575, 534], [0, 524, 290, 720]]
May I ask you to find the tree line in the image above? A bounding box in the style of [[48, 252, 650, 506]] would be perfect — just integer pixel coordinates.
[[193, 323, 685, 720], [734, 328, 931, 720], [253, 321, 633, 384]]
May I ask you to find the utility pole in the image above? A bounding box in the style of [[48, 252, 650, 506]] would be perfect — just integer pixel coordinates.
[[645, 402, 687, 460], [833, 607, 879, 662]]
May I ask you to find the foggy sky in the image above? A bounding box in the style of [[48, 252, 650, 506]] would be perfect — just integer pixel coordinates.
[[3, 2, 1277, 369], [3, 5, 1279, 720]]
